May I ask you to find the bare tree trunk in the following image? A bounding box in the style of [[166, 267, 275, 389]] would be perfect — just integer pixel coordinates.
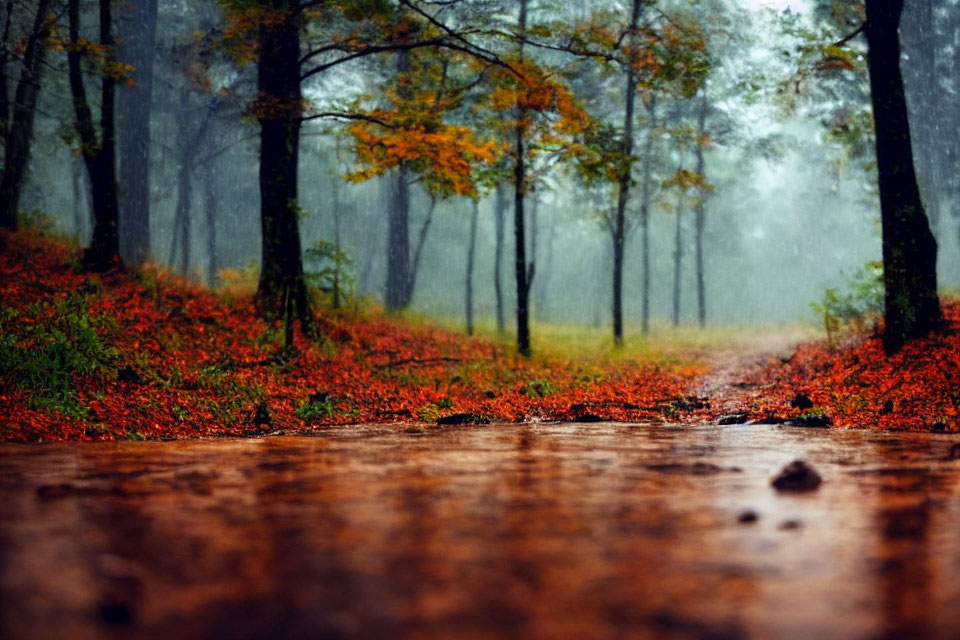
[[203, 161, 219, 286], [255, 0, 314, 345], [513, 0, 533, 356], [611, 0, 643, 346], [694, 91, 708, 329], [0, 0, 14, 143], [465, 198, 479, 335], [68, 0, 120, 271], [514, 129, 533, 356], [385, 165, 411, 311], [865, 0, 941, 353], [168, 91, 193, 277], [493, 183, 506, 333], [672, 179, 683, 328], [116, 0, 157, 266], [640, 95, 657, 335], [0, 0, 52, 230]]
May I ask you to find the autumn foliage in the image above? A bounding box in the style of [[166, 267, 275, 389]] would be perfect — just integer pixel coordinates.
[[4, 228, 958, 442], [0, 229, 701, 442], [741, 314, 960, 432]]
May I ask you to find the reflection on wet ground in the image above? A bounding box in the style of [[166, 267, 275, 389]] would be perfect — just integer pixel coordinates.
[[2, 423, 960, 639]]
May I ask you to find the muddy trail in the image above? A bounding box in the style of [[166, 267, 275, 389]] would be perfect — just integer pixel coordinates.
[[3, 422, 960, 640]]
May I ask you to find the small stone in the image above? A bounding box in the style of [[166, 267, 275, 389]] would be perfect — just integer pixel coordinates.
[[252, 403, 272, 427], [84, 426, 98, 438], [771, 459, 822, 492], [718, 413, 749, 425], [737, 510, 759, 524], [779, 519, 803, 530], [790, 394, 814, 410], [930, 421, 948, 433]]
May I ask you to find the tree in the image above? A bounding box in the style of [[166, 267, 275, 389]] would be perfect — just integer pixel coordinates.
[[693, 89, 709, 328], [0, 0, 54, 230], [610, 0, 643, 346], [116, 0, 157, 266], [863, 0, 941, 353], [67, 0, 123, 271], [493, 183, 507, 333], [465, 197, 480, 335], [220, 0, 503, 340]]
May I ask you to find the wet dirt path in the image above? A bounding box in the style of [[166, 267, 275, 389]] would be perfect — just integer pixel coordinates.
[[2, 424, 960, 639]]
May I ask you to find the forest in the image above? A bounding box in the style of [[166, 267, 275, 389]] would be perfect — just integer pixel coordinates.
[[3, 1, 960, 638]]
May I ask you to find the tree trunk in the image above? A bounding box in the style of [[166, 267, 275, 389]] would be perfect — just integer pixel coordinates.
[[465, 198, 479, 335], [694, 91, 708, 329], [612, 0, 642, 346], [640, 95, 657, 335], [203, 161, 219, 286], [864, 0, 941, 354], [0, 0, 52, 230], [116, 0, 157, 266], [513, 0, 533, 356], [514, 132, 532, 356], [385, 50, 412, 311], [0, 0, 13, 142], [170, 163, 192, 277], [493, 183, 506, 333], [385, 164, 411, 310], [68, 0, 120, 271], [168, 90, 193, 277], [255, 0, 314, 341], [672, 177, 683, 328]]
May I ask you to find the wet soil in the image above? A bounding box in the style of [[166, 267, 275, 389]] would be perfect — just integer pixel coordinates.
[[2, 423, 960, 639]]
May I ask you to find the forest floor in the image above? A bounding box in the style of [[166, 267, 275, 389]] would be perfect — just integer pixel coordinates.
[[2, 227, 960, 442]]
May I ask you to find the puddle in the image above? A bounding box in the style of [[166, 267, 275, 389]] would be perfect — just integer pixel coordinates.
[[2, 423, 959, 639]]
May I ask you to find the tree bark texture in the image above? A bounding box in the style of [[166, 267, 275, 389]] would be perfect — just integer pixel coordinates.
[[864, 0, 941, 354]]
